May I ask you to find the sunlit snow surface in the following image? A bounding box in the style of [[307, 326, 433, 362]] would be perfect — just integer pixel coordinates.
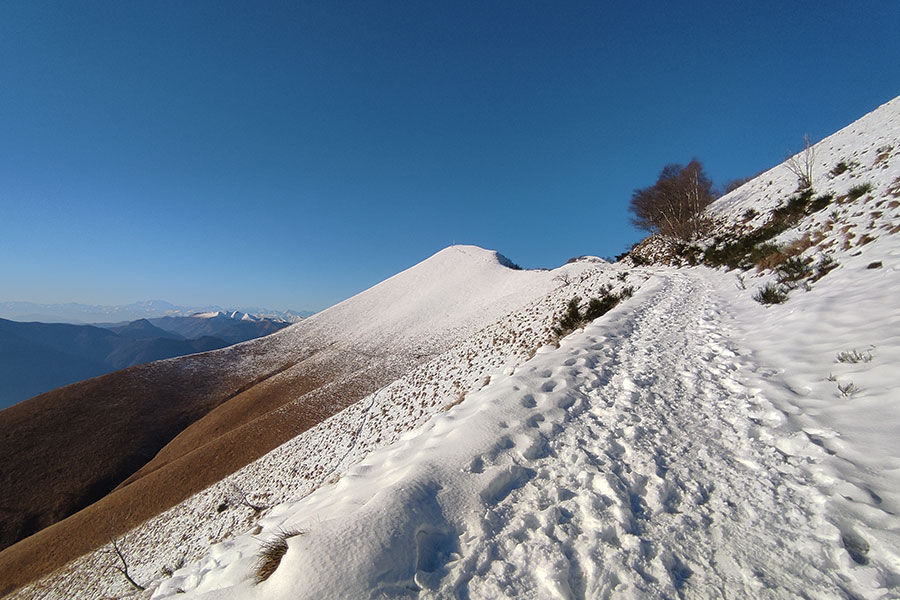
[[21, 97, 900, 599]]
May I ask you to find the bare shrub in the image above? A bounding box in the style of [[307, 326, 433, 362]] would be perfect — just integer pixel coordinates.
[[629, 159, 715, 241], [553, 272, 572, 287], [785, 134, 815, 190], [227, 480, 268, 515]]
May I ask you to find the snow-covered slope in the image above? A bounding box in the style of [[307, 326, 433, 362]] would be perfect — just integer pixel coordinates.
[[157, 266, 899, 599], [16, 96, 900, 599]]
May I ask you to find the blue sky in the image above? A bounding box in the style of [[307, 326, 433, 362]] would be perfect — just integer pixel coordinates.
[[1, 2, 898, 312]]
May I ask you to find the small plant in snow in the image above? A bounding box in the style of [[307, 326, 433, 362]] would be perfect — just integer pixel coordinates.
[[830, 160, 850, 177], [808, 192, 835, 213], [847, 182, 873, 201], [835, 348, 874, 363], [811, 255, 837, 282], [553, 297, 584, 338], [838, 382, 860, 397], [552, 287, 633, 340], [753, 282, 789, 304]]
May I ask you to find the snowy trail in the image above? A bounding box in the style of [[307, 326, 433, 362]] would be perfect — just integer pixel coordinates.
[[155, 271, 889, 600], [434, 272, 846, 599]]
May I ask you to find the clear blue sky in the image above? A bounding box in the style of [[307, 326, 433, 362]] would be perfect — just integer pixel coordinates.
[[1, 1, 898, 312]]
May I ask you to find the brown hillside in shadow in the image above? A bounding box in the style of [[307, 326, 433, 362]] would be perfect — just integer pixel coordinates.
[[0, 352, 250, 551], [0, 348, 402, 596]]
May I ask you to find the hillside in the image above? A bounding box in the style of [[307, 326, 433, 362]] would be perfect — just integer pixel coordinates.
[[0, 246, 585, 596], [6, 95, 900, 598]]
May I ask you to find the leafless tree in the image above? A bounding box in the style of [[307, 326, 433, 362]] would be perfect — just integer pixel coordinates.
[[629, 159, 714, 241], [553, 272, 572, 287], [785, 133, 815, 190]]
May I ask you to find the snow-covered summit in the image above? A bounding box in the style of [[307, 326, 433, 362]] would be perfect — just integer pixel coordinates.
[[280, 245, 548, 355]]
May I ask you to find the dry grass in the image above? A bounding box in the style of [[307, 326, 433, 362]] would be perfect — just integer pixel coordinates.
[[874, 145, 893, 166], [255, 530, 303, 584], [754, 248, 789, 272], [857, 233, 876, 246]]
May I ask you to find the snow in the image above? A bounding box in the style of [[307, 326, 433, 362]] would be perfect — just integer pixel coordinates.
[[194, 311, 226, 319], [15, 97, 900, 599], [150, 268, 899, 599]]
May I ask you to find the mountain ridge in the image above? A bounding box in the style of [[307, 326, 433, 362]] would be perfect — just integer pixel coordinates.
[[0, 313, 292, 409], [0, 300, 311, 325]]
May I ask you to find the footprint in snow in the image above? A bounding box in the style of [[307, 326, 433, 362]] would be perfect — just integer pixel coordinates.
[[480, 465, 537, 505]]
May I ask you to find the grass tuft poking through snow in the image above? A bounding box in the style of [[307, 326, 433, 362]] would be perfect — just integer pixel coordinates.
[[835, 348, 875, 363], [255, 530, 302, 584]]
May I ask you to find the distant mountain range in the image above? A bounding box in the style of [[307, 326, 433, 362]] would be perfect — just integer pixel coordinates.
[[0, 312, 295, 409], [0, 300, 312, 325]]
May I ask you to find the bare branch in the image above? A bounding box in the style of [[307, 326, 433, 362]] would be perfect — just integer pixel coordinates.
[[109, 536, 146, 591], [227, 480, 268, 514]]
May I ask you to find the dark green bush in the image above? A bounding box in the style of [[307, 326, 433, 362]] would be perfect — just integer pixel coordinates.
[[753, 282, 789, 304], [771, 189, 814, 224], [808, 193, 834, 213], [847, 182, 873, 201], [775, 256, 812, 287], [553, 297, 583, 337], [812, 255, 838, 281], [830, 161, 849, 177], [583, 295, 619, 321], [553, 287, 634, 339]]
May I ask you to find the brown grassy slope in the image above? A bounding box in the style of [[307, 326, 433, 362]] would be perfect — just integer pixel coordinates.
[[0, 343, 412, 595], [0, 356, 241, 550]]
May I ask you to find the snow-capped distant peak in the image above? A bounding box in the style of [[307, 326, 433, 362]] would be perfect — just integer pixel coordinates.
[[192, 311, 225, 319]]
